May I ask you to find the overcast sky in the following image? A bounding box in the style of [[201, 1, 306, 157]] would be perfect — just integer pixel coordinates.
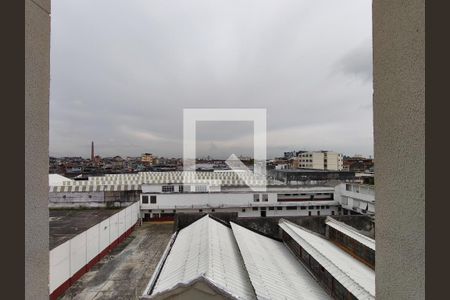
[[50, 0, 373, 159]]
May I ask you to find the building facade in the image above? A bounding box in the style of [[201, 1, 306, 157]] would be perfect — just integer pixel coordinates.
[[334, 183, 375, 215], [140, 184, 340, 219], [297, 151, 343, 171]]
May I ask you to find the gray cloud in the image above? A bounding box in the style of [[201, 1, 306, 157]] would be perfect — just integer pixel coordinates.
[[50, 0, 373, 158], [333, 40, 373, 82]]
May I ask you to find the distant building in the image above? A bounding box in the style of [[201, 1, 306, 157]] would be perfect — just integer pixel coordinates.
[[141, 153, 155, 165], [270, 169, 355, 184], [343, 156, 374, 173], [297, 151, 343, 170]]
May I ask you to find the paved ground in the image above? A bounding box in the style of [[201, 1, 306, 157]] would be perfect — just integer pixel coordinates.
[[60, 223, 174, 300]]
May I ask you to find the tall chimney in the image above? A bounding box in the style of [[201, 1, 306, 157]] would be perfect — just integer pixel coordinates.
[[91, 141, 94, 161]]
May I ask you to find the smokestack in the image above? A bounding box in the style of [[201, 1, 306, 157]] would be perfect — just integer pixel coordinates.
[[91, 141, 94, 161]]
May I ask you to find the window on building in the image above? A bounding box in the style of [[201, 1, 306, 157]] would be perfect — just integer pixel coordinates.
[[331, 211, 335, 215], [286, 206, 297, 210], [195, 185, 207, 192], [150, 195, 157, 204], [308, 211, 312, 216], [277, 206, 283, 210], [268, 207, 274, 210], [262, 194, 268, 201], [242, 208, 246, 212], [178, 185, 183, 193], [253, 194, 260, 202], [211, 208, 215, 212], [142, 195, 149, 204], [308, 206, 314, 209], [162, 185, 174, 192], [199, 209, 203, 212], [300, 206, 306, 210], [252, 207, 258, 211], [317, 211, 321, 216]]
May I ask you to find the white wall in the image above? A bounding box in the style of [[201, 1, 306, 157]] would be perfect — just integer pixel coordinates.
[[49, 202, 140, 294], [49, 191, 105, 203]]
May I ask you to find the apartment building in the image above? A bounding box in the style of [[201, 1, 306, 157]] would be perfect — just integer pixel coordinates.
[[298, 151, 343, 171]]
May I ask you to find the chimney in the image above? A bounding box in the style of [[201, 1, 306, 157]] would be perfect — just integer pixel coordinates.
[[91, 141, 94, 161]]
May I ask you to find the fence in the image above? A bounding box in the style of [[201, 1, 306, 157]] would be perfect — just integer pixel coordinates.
[[49, 202, 140, 299]]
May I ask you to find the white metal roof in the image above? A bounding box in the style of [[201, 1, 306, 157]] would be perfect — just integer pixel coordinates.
[[325, 217, 375, 251], [279, 219, 375, 300], [230, 222, 332, 300], [48, 174, 72, 186], [150, 215, 256, 299]]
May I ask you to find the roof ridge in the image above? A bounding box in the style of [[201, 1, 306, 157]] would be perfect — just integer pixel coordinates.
[[325, 217, 375, 245]]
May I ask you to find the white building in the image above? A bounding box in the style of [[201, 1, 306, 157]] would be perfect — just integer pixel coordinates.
[[140, 183, 340, 219], [298, 151, 343, 171], [334, 183, 375, 215], [141, 215, 331, 300]]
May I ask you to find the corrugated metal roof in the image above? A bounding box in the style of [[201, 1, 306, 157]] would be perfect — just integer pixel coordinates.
[[279, 219, 375, 300], [49, 174, 72, 186], [150, 215, 256, 299], [230, 222, 332, 300], [325, 217, 375, 251]]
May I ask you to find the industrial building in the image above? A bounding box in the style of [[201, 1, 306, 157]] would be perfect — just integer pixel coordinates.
[[142, 214, 375, 299], [280, 219, 375, 299], [49, 172, 375, 219], [269, 169, 356, 184], [140, 183, 339, 219], [334, 183, 375, 215], [141, 215, 331, 300]]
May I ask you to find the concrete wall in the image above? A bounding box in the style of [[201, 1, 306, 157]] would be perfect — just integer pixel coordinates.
[[373, 0, 425, 299], [49, 203, 140, 298], [25, 0, 50, 298]]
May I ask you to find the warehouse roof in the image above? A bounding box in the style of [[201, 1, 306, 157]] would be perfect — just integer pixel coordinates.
[[147, 215, 256, 299], [279, 219, 375, 300], [49, 174, 73, 186], [230, 222, 331, 300], [326, 217, 375, 250]]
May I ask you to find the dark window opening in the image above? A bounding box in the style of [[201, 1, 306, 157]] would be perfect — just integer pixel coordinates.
[[142, 195, 149, 204], [150, 196, 157, 204]]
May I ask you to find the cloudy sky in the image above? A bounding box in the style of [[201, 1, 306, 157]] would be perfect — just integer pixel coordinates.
[[50, 0, 373, 159]]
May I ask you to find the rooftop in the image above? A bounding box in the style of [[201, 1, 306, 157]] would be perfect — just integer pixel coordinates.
[[230, 222, 331, 300], [326, 217, 376, 250], [146, 215, 256, 299], [49, 208, 121, 250], [279, 219, 375, 299]]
